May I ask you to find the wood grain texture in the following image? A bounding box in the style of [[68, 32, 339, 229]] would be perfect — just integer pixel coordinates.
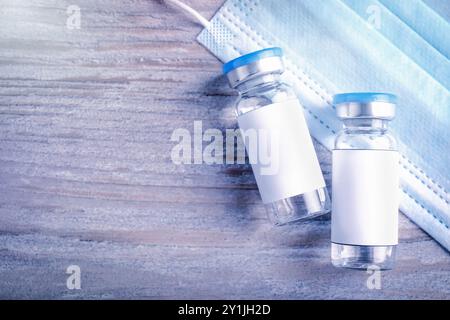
[[0, 0, 449, 299]]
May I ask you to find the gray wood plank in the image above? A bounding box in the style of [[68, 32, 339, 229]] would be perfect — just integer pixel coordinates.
[[0, 0, 449, 299]]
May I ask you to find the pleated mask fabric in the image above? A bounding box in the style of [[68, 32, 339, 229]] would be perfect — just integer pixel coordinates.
[[197, 0, 450, 250]]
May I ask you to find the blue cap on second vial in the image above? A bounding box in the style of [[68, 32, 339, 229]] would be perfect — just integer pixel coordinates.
[[223, 47, 284, 88], [333, 92, 397, 105], [332, 92, 397, 120]]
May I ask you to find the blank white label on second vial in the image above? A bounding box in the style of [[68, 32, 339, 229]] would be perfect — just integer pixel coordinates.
[[237, 99, 325, 204], [332, 149, 399, 246]]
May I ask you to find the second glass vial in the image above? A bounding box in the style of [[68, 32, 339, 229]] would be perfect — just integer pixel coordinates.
[[331, 93, 399, 270]]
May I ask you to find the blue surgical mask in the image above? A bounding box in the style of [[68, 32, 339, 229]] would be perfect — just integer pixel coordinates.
[[169, 0, 450, 250]]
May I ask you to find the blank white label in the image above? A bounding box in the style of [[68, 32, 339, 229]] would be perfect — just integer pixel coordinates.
[[332, 149, 399, 246], [237, 99, 325, 204]]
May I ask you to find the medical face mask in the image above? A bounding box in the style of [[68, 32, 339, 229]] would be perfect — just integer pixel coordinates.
[[167, 0, 450, 251]]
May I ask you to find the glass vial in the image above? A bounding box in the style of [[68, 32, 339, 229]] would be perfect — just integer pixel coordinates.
[[223, 48, 330, 225], [331, 93, 399, 270]]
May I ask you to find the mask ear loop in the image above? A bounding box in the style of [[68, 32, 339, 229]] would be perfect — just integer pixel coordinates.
[[165, 0, 210, 28], [164, 0, 245, 61]]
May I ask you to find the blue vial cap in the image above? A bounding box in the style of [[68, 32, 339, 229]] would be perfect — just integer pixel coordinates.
[[332, 92, 397, 105], [222, 47, 283, 75]]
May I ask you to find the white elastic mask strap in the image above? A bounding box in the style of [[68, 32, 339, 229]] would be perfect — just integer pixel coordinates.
[[165, 1, 250, 62], [165, 0, 210, 28]]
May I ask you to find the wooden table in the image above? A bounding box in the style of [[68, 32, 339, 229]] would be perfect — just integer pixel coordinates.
[[0, 0, 449, 299]]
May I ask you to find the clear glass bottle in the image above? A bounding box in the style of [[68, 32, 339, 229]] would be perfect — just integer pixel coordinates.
[[331, 93, 399, 270], [223, 47, 330, 225]]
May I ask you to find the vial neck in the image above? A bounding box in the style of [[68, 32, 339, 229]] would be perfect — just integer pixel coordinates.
[[343, 119, 389, 132], [235, 73, 281, 95]]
